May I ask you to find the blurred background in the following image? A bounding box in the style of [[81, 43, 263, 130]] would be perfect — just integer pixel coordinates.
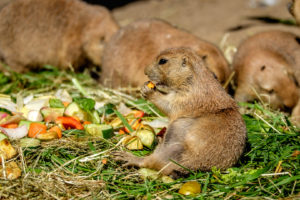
[[83, 0, 299, 48]]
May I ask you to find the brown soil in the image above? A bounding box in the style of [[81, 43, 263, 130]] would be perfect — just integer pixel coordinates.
[[112, 0, 300, 55]]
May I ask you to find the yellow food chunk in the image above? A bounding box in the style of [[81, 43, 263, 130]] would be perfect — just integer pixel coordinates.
[[147, 82, 155, 89], [178, 181, 201, 195]]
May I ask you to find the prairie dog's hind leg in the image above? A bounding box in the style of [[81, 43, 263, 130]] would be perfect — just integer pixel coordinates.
[[113, 143, 184, 176]]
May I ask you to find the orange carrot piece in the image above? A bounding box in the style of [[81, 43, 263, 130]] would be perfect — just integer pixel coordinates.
[[63, 102, 70, 107], [71, 116, 81, 122], [131, 110, 145, 118], [49, 126, 62, 138], [83, 121, 92, 125], [124, 119, 142, 133], [2, 123, 18, 129], [56, 116, 84, 130], [102, 158, 107, 165], [119, 129, 125, 135], [28, 123, 47, 138]]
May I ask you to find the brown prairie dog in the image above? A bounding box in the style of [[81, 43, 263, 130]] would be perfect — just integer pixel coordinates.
[[0, 0, 119, 72], [233, 30, 300, 127], [101, 19, 230, 88], [113, 48, 246, 177]]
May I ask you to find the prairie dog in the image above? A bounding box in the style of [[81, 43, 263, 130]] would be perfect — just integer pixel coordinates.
[[113, 48, 246, 177], [233, 30, 300, 126], [101, 19, 230, 88], [0, 0, 119, 72]]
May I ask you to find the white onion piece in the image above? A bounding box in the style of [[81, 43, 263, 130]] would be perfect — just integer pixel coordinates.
[[0, 114, 24, 126], [94, 102, 105, 110], [0, 125, 28, 140], [25, 98, 49, 111], [143, 118, 169, 128], [23, 94, 34, 105], [117, 102, 132, 116], [27, 110, 43, 122], [0, 98, 16, 112], [55, 89, 72, 103]]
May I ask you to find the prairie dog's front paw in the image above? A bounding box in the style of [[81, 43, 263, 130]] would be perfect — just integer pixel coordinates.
[[141, 81, 155, 98]]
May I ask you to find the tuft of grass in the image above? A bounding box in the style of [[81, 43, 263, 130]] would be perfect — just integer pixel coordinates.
[[0, 67, 299, 199]]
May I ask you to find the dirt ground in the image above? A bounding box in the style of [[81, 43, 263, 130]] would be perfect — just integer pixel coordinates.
[[112, 0, 300, 58]]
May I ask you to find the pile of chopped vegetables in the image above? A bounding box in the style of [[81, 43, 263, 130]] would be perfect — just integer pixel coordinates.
[[0, 91, 167, 180]]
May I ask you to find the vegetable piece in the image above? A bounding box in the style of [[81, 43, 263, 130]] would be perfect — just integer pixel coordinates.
[[0, 139, 17, 163], [0, 98, 17, 113], [124, 119, 142, 133], [40, 107, 64, 122], [0, 108, 12, 115], [0, 114, 24, 127], [131, 110, 145, 118], [36, 131, 59, 140], [28, 123, 47, 138], [2, 123, 18, 129], [27, 110, 43, 122], [147, 81, 155, 89], [73, 97, 95, 112], [64, 102, 88, 121], [19, 120, 44, 130], [89, 110, 101, 124], [114, 110, 134, 132], [0, 161, 21, 180], [109, 117, 123, 129], [178, 181, 201, 195], [56, 116, 84, 130], [136, 128, 155, 148], [139, 168, 160, 180], [49, 126, 62, 138], [0, 112, 9, 121], [0, 132, 8, 141], [122, 136, 143, 150], [83, 121, 92, 125], [0, 125, 28, 140], [84, 124, 114, 139], [63, 102, 70, 107], [49, 98, 64, 108], [19, 138, 41, 148]]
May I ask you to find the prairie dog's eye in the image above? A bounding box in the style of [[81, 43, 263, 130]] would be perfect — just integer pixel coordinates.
[[159, 58, 168, 65], [260, 65, 266, 71]]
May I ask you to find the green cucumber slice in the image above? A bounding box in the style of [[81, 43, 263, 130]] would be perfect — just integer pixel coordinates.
[[0, 132, 8, 141], [91, 110, 101, 124], [136, 129, 155, 148], [84, 124, 114, 139], [19, 138, 41, 148], [64, 102, 88, 121]]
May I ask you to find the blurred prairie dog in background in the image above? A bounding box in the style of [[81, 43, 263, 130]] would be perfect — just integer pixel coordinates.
[[233, 30, 300, 127], [101, 19, 230, 88], [0, 0, 119, 72]]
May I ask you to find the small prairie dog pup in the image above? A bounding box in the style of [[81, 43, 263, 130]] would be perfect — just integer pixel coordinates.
[[113, 48, 246, 177], [233, 30, 300, 126], [0, 0, 119, 72], [101, 19, 230, 88]]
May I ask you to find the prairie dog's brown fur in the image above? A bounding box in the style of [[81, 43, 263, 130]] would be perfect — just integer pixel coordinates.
[[113, 48, 246, 177], [0, 0, 119, 72], [233, 30, 300, 126], [288, 0, 300, 24], [101, 19, 230, 88]]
